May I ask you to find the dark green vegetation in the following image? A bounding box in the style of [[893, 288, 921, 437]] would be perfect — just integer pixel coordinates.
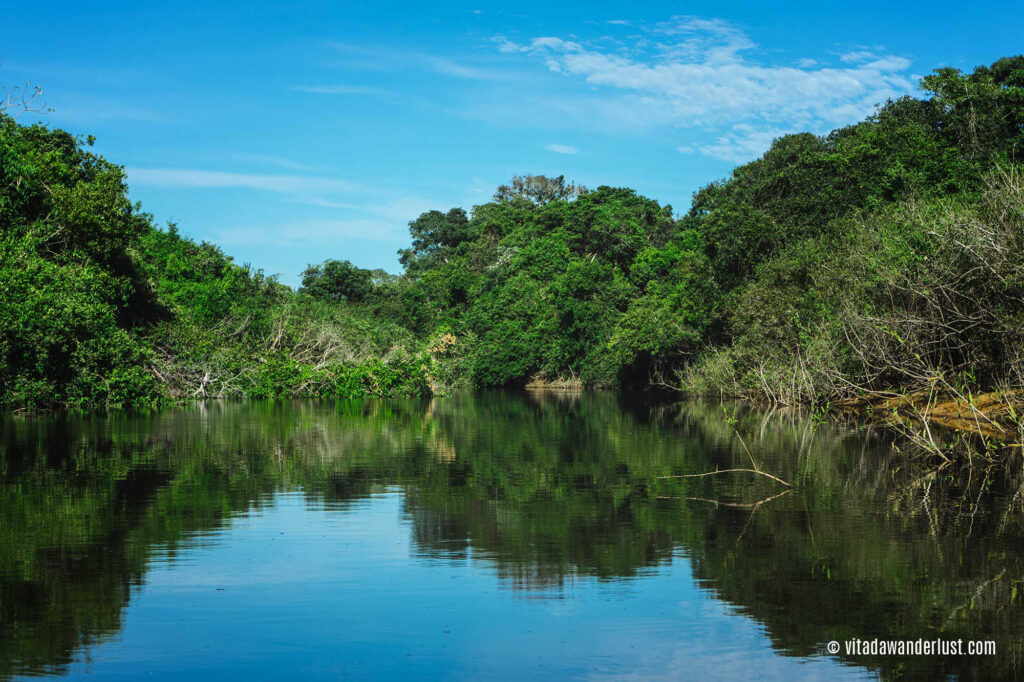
[[2, 56, 1023, 412], [354, 56, 1024, 411], [2, 394, 1023, 680], [0, 119, 429, 409]]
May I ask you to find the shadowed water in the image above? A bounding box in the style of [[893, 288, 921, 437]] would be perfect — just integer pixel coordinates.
[[1, 391, 1023, 680]]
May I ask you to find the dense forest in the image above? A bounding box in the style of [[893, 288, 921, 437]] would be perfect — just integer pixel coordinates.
[[1, 55, 1022, 413]]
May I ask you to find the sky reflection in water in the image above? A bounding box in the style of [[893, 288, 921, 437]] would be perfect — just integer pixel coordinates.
[[2, 392, 1022, 680]]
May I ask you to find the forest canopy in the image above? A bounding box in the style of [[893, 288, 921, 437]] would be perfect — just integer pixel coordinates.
[[1, 55, 1023, 409]]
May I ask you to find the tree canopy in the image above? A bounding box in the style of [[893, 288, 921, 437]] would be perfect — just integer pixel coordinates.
[[3, 55, 1023, 408]]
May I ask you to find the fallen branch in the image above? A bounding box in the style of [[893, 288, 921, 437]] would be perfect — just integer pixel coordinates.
[[657, 488, 793, 508], [658, 467, 792, 488]]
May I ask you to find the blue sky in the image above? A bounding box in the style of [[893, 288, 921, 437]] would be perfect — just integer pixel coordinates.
[[4, 1, 1022, 285]]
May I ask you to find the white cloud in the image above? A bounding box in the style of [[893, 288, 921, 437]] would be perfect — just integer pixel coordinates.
[[649, 16, 754, 64], [494, 16, 917, 162], [675, 145, 694, 154], [696, 125, 792, 163], [232, 154, 324, 172], [525, 37, 586, 53], [128, 169, 456, 238], [494, 37, 522, 54], [423, 56, 501, 80], [515, 34, 912, 128], [215, 219, 408, 248], [546, 143, 579, 154], [327, 41, 506, 81], [213, 194, 454, 249], [840, 50, 879, 63], [294, 84, 388, 95], [291, 197, 364, 209], [126, 168, 360, 195]]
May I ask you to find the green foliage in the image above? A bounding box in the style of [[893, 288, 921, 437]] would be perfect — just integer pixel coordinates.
[[375, 55, 1024, 398], [0, 113, 428, 409], [300, 258, 374, 303], [398, 208, 475, 274], [921, 55, 1024, 163], [609, 246, 719, 378], [384, 184, 681, 387], [685, 168, 1024, 403], [139, 222, 283, 328], [246, 354, 430, 400], [3, 54, 1024, 407], [685, 103, 980, 288], [492, 173, 587, 205], [0, 116, 164, 408]]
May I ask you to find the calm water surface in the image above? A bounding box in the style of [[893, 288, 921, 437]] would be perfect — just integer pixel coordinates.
[[2, 392, 1022, 680]]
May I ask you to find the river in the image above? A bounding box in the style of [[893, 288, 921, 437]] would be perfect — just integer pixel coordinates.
[[1, 391, 1021, 680]]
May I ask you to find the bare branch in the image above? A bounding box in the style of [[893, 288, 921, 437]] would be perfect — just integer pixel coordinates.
[[1, 81, 50, 119]]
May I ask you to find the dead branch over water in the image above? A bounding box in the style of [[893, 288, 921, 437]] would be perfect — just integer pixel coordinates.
[[658, 468, 793, 488]]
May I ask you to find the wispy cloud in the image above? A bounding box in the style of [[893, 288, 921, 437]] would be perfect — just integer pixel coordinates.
[[213, 194, 455, 250], [291, 197, 364, 209], [232, 154, 325, 172], [126, 168, 360, 195], [127, 169, 456, 235], [840, 49, 882, 63], [697, 125, 795, 163], [215, 219, 408, 248], [326, 41, 508, 81], [546, 143, 579, 154], [423, 56, 502, 80], [494, 16, 918, 161], [294, 84, 390, 95]]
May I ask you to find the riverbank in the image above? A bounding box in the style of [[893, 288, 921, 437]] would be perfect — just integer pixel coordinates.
[[838, 390, 1024, 442]]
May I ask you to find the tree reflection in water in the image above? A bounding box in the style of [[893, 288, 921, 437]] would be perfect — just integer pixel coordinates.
[[2, 391, 1022, 680]]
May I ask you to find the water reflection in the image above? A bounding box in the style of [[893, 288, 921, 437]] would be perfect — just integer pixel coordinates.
[[1, 392, 1023, 680]]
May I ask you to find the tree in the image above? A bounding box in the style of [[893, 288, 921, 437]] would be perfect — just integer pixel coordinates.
[[300, 259, 373, 303], [493, 174, 587, 205], [0, 115, 162, 407], [398, 208, 474, 273], [921, 56, 1024, 162]]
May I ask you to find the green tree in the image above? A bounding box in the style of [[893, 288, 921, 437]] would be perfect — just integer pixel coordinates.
[[398, 208, 475, 273], [300, 259, 374, 303], [492, 174, 587, 205]]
